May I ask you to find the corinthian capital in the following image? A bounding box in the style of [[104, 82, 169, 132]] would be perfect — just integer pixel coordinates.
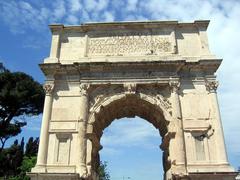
[[206, 80, 219, 93], [43, 83, 54, 95], [79, 83, 90, 96], [169, 80, 180, 93]]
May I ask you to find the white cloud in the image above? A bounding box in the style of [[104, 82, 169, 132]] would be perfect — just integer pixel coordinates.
[[110, 0, 125, 10], [69, 0, 82, 13], [0, 1, 49, 33], [19, 1, 33, 11], [66, 15, 79, 24], [96, 0, 109, 12], [52, 0, 66, 21], [126, 0, 139, 12], [101, 117, 161, 150], [102, 11, 115, 21], [81, 9, 91, 22], [39, 7, 51, 22], [83, 0, 98, 12]]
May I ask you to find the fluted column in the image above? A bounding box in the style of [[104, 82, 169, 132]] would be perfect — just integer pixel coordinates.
[[35, 82, 54, 171], [169, 80, 186, 173], [206, 80, 228, 163], [77, 83, 90, 178]]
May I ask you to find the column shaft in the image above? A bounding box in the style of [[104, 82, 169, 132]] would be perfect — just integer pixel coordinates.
[[169, 80, 187, 175], [78, 95, 88, 166], [172, 91, 186, 166], [77, 83, 90, 178], [36, 89, 54, 167]]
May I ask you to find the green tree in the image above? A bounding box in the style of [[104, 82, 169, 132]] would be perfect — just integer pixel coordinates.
[[0, 69, 44, 151], [98, 161, 110, 180], [8, 156, 37, 180], [25, 137, 39, 157], [0, 138, 24, 178], [0, 63, 6, 73]]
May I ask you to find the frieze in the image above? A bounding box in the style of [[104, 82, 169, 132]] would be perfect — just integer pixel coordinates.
[[88, 31, 173, 56]]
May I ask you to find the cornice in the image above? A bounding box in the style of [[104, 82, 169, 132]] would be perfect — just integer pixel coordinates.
[[48, 20, 210, 33], [39, 58, 221, 76]]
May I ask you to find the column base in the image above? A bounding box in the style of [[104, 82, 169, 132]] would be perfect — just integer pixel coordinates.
[[31, 165, 47, 173], [187, 163, 235, 173], [27, 173, 79, 180], [187, 172, 238, 180], [170, 172, 238, 180]]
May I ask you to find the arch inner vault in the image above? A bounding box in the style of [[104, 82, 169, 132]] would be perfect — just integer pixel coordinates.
[[29, 20, 236, 180]]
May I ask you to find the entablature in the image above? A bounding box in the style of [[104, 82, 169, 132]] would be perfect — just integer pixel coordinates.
[[40, 59, 221, 83]]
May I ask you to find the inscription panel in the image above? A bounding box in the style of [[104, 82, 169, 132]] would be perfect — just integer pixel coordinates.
[[88, 30, 176, 56]]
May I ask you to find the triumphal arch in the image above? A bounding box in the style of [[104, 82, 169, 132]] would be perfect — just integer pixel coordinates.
[[29, 20, 236, 180]]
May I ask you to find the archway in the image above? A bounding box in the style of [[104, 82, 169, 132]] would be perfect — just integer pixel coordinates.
[[30, 20, 236, 180], [86, 92, 174, 180], [100, 117, 164, 180]]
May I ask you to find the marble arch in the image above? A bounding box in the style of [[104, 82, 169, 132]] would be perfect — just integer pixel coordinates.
[[29, 20, 237, 180], [86, 86, 179, 179]]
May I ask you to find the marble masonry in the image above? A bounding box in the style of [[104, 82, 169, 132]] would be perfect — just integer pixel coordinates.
[[28, 20, 237, 180]]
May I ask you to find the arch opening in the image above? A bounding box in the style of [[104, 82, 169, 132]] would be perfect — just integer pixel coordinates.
[[100, 117, 163, 180], [87, 94, 172, 179]]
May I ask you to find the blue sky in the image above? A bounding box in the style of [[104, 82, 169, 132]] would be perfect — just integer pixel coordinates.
[[0, 0, 240, 179]]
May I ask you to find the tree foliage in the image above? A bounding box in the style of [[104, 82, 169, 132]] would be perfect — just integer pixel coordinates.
[[0, 137, 38, 179], [25, 137, 39, 157], [0, 69, 44, 150], [0, 138, 24, 177], [98, 161, 110, 180], [9, 156, 37, 180]]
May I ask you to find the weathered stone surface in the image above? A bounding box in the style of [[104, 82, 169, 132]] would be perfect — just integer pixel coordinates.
[[30, 20, 236, 180]]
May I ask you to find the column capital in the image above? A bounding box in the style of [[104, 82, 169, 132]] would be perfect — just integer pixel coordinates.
[[79, 83, 90, 96], [206, 80, 219, 93], [169, 80, 180, 93], [43, 83, 54, 95]]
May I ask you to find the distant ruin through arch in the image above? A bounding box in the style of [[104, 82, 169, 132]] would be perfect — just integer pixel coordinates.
[[29, 20, 236, 180]]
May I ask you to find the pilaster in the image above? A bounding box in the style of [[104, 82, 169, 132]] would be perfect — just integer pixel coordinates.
[[205, 80, 228, 164]]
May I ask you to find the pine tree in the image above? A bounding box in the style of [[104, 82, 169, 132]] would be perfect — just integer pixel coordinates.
[[0, 67, 44, 151], [25, 137, 39, 157], [0, 138, 24, 178]]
